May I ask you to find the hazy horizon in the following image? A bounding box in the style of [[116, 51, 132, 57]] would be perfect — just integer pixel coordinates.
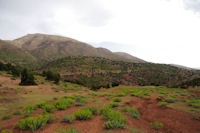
[[0, 0, 200, 68]]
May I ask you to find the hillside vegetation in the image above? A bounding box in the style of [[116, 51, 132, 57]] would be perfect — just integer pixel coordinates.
[[42, 56, 200, 88]]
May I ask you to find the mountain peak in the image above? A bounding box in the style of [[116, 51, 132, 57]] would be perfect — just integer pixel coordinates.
[[2, 33, 146, 64]]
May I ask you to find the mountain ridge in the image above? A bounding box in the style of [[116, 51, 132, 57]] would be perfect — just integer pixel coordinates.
[[7, 33, 146, 65]]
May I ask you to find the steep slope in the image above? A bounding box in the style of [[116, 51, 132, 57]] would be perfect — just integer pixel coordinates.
[[0, 40, 38, 67], [11, 33, 145, 64]]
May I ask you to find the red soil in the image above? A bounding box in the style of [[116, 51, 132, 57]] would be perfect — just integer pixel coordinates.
[[125, 97, 200, 133]]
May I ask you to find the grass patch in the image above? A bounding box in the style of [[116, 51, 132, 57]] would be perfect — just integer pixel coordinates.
[[35, 101, 48, 108], [108, 102, 120, 108], [62, 114, 75, 123], [54, 127, 79, 133], [74, 108, 93, 120], [53, 99, 73, 110], [1, 113, 12, 120], [43, 104, 56, 113], [18, 114, 51, 131], [100, 106, 126, 129], [1, 129, 13, 133], [186, 98, 200, 108], [150, 121, 164, 130], [123, 107, 140, 119], [158, 102, 168, 107], [112, 97, 121, 102]]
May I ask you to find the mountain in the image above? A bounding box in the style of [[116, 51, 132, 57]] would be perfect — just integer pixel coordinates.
[[10, 33, 145, 65], [0, 40, 38, 67], [114, 52, 145, 63]]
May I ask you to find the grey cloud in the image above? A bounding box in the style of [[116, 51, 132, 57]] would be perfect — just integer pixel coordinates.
[[184, 0, 200, 13], [0, 0, 112, 39]]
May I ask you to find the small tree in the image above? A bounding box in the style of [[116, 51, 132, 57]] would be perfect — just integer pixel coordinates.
[[19, 68, 36, 85], [45, 70, 60, 84]]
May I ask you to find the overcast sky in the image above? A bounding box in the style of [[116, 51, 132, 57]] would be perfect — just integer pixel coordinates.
[[0, 0, 200, 68]]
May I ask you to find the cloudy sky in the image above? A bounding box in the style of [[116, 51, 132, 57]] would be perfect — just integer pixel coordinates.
[[0, 0, 200, 68]]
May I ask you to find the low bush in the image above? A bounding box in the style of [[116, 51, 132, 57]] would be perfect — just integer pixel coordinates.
[[62, 115, 75, 123], [13, 111, 21, 115], [22, 105, 35, 115], [100, 106, 126, 129], [74, 108, 92, 120], [159, 102, 168, 107], [54, 127, 79, 133], [53, 99, 72, 110], [1, 129, 13, 133], [74, 96, 87, 106], [112, 97, 122, 102], [1, 114, 12, 120], [47, 115, 56, 123], [150, 121, 164, 130], [105, 111, 126, 129], [165, 98, 177, 103], [186, 98, 200, 108], [86, 106, 98, 115], [100, 106, 112, 119], [104, 120, 126, 129], [35, 101, 48, 108], [43, 104, 56, 113], [18, 115, 50, 131], [123, 107, 140, 119], [108, 102, 120, 108]]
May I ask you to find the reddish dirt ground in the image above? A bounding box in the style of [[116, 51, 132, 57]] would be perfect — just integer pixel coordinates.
[[0, 75, 200, 133], [0, 96, 199, 133], [125, 97, 200, 133]]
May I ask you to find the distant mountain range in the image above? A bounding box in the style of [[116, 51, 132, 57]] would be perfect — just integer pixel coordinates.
[[0, 33, 145, 68]]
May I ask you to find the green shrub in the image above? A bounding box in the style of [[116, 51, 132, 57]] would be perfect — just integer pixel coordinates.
[[53, 99, 72, 110], [104, 110, 126, 129], [186, 98, 200, 108], [1, 129, 13, 133], [123, 107, 140, 119], [112, 97, 122, 102], [86, 106, 98, 115], [150, 121, 164, 130], [43, 104, 56, 113], [165, 98, 176, 103], [75, 96, 87, 106], [74, 108, 92, 120], [108, 102, 120, 108], [100, 106, 126, 129], [1, 114, 12, 120], [13, 111, 21, 115], [54, 127, 79, 133], [22, 105, 35, 115], [104, 120, 126, 129], [159, 102, 168, 107], [35, 101, 48, 108], [62, 115, 75, 123], [18, 115, 50, 131], [100, 106, 112, 119], [47, 115, 56, 123]]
